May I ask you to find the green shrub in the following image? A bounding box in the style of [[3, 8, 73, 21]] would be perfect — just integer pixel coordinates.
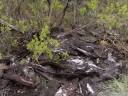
[[27, 23, 59, 60]]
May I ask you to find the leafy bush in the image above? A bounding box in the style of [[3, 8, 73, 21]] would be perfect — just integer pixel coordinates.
[[84, 0, 128, 33], [97, 0, 128, 31], [27, 23, 59, 60]]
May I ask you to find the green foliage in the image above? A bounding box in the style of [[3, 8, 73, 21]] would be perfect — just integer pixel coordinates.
[[0, 19, 13, 53], [108, 76, 128, 92], [87, 0, 98, 13], [53, 51, 69, 63], [27, 23, 59, 60], [20, 58, 26, 65], [52, 0, 63, 12], [80, 7, 87, 16], [1, 0, 127, 33], [61, 52, 69, 59], [0, 0, 127, 63], [0, 53, 3, 59], [98, 76, 128, 96], [0, 1, 3, 10], [97, 1, 128, 30], [83, 0, 128, 33], [18, 20, 27, 33], [12, 39, 18, 46], [0, 16, 23, 54], [1, 25, 10, 32]]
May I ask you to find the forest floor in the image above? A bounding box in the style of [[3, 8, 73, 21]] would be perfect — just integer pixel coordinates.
[[0, 28, 128, 96]]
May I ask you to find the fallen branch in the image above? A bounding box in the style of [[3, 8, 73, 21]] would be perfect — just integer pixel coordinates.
[[4, 74, 40, 87]]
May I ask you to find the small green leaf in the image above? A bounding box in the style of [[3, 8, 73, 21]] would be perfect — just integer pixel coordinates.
[[0, 53, 3, 59], [80, 7, 87, 16]]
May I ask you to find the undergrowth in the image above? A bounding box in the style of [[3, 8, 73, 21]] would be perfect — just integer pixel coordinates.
[[98, 75, 128, 96]]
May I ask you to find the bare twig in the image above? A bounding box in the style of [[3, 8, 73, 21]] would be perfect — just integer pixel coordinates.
[[73, 0, 77, 25], [59, 0, 70, 26], [47, 0, 51, 16]]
